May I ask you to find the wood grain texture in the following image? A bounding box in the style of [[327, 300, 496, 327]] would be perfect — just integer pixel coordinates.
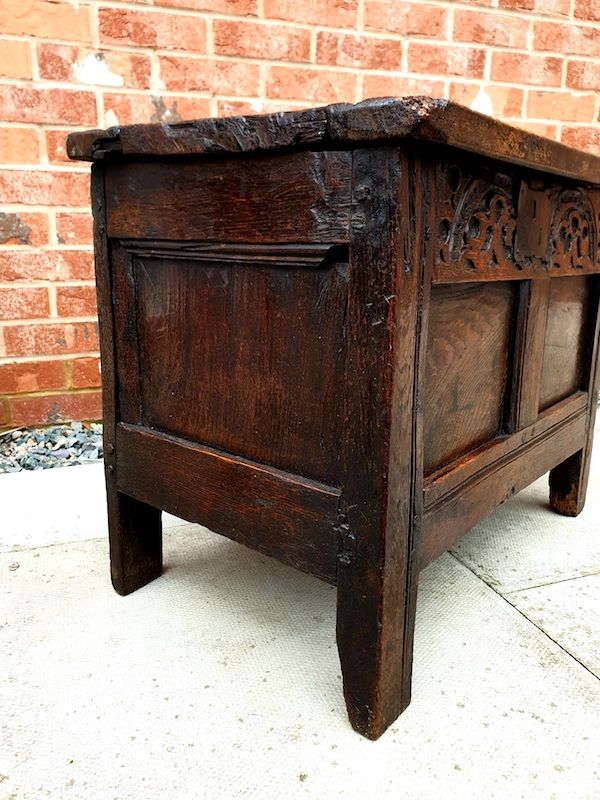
[[550, 277, 600, 515], [68, 97, 600, 185], [92, 166, 162, 596], [423, 281, 515, 474], [432, 159, 600, 283], [508, 279, 551, 432], [539, 276, 592, 411], [335, 146, 431, 740], [424, 393, 588, 510], [105, 150, 352, 243], [422, 405, 587, 565], [116, 423, 341, 583], [111, 243, 142, 425], [132, 247, 349, 484]]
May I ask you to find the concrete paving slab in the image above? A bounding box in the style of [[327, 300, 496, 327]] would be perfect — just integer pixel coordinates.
[[451, 443, 600, 593], [1, 528, 599, 800], [507, 574, 600, 679], [0, 462, 180, 553]]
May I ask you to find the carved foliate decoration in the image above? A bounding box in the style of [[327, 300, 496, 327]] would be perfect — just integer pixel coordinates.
[[436, 163, 517, 274], [434, 161, 600, 280], [549, 189, 596, 272]]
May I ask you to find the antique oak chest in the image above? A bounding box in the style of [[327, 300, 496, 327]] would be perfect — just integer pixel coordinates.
[[68, 97, 600, 740]]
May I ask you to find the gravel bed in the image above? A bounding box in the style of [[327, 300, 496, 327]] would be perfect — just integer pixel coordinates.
[[0, 422, 103, 473]]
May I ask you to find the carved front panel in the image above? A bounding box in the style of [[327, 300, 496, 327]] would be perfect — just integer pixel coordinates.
[[435, 163, 518, 276], [432, 158, 600, 282]]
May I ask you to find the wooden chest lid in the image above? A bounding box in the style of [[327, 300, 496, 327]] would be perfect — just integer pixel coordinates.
[[67, 95, 600, 184]]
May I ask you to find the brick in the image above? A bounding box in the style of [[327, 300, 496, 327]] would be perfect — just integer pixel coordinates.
[[0, 251, 94, 282], [16, 213, 50, 246], [0, 170, 90, 206], [103, 92, 211, 126], [8, 391, 102, 427], [316, 32, 402, 70], [266, 65, 356, 103], [0, 40, 32, 79], [0, 86, 97, 126], [0, 212, 50, 245], [216, 99, 310, 116], [56, 285, 98, 317], [214, 20, 310, 62], [0, 212, 28, 245], [449, 84, 524, 118], [513, 121, 558, 139], [534, 22, 600, 57], [216, 99, 265, 116], [362, 75, 445, 99], [561, 126, 600, 155], [159, 57, 260, 96], [491, 53, 563, 87], [499, 0, 569, 13], [70, 356, 101, 389], [574, 0, 600, 22], [4, 322, 99, 357], [45, 130, 72, 165], [408, 43, 486, 79], [99, 8, 205, 52], [0, 288, 49, 321], [0, 400, 7, 428], [160, 0, 257, 12], [527, 90, 596, 122], [168, 96, 218, 121], [0, 0, 92, 42], [38, 44, 151, 90], [0, 360, 67, 393], [365, 1, 447, 37], [56, 213, 93, 246], [264, 0, 357, 26], [453, 10, 529, 49], [566, 61, 600, 91], [0, 128, 40, 164]]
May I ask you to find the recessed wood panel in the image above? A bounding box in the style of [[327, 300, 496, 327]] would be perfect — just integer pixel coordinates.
[[423, 281, 515, 474], [132, 249, 349, 484], [539, 276, 593, 412]]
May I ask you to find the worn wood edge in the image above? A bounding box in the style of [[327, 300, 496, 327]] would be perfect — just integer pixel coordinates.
[[115, 422, 341, 583], [67, 127, 121, 162], [424, 392, 588, 509], [67, 96, 600, 185], [421, 408, 587, 566], [119, 239, 342, 269]]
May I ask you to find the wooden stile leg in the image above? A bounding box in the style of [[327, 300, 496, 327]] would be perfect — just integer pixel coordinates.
[[336, 147, 431, 739], [550, 283, 600, 518], [549, 447, 591, 517], [107, 486, 162, 596], [336, 510, 419, 740]]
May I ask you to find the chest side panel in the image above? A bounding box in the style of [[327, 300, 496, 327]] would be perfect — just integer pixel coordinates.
[[105, 150, 352, 486]]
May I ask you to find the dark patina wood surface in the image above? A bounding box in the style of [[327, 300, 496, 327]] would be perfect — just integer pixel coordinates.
[[69, 97, 600, 740]]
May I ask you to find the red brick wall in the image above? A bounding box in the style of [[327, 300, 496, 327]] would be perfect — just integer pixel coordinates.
[[1, 0, 600, 429]]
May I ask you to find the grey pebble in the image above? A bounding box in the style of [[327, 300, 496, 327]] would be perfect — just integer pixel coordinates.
[[0, 422, 103, 473]]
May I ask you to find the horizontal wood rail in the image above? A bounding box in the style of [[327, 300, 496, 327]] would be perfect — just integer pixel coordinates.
[[115, 423, 341, 583], [421, 393, 588, 566]]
